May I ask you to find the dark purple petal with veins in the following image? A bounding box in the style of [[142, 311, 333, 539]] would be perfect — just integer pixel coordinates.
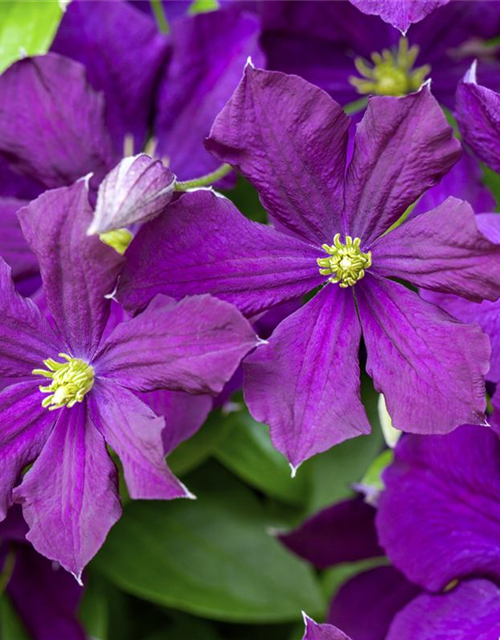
[[117, 189, 322, 317], [89, 154, 175, 235], [357, 275, 489, 433], [371, 198, 500, 301], [244, 285, 369, 468], [89, 379, 189, 500], [156, 7, 264, 180], [52, 0, 169, 152], [456, 62, 500, 173], [8, 544, 85, 640], [280, 498, 383, 569], [95, 294, 258, 396], [13, 403, 121, 580], [18, 180, 124, 359], [387, 580, 500, 640], [344, 86, 461, 245], [0, 197, 38, 283], [0, 382, 56, 521], [303, 615, 352, 640], [0, 54, 115, 188], [0, 258, 60, 378], [328, 566, 421, 640], [350, 0, 450, 34], [377, 425, 500, 590], [206, 65, 350, 245]]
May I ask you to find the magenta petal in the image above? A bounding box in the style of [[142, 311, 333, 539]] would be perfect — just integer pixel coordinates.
[[344, 86, 461, 245], [244, 286, 369, 468], [13, 404, 121, 579], [328, 566, 420, 640], [357, 275, 489, 433], [142, 389, 212, 455], [0, 258, 60, 377], [280, 498, 383, 569], [456, 62, 500, 174], [0, 382, 55, 520], [303, 615, 352, 640], [387, 580, 500, 640], [89, 379, 188, 500], [0, 197, 38, 281], [18, 181, 124, 359], [117, 189, 322, 317], [206, 65, 350, 244], [8, 545, 85, 640], [90, 154, 175, 235], [371, 197, 500, 302], [52, 0, 169, 152], [349, 0, 449, 34], [95, 294, 258, 395], [156, 7, 264, 180], [0, 54, 115, 188], [376, 425, 500, 591]]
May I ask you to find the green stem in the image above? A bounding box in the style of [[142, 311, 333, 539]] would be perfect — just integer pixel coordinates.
[[150, 0, 170, 34], [344, 97, 368, 116], [174, 163, 233, 191], [0, 549, 15, 597]]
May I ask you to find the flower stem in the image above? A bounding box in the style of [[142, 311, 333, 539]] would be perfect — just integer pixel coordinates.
[[0, 549, 15, 597], [150, 0, 170, 34], [174, 163, 233, 191]]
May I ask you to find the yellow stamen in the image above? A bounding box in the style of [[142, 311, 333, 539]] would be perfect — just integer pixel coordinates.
[[33, 353, 94, 410], [317, 234, 372, 287]]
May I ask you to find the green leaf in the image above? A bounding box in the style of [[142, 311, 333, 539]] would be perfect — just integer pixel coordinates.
[[189, 0, 219, 15], [0, 596, 30, 640], [0, 1, 63, 75], [145, 616, 221, 640], [93, 464, 325, 622], [360, 449, 394, 493], [79, 572, 133, 640], [215, 408, 308, 505], [167, 410, 233, 477]]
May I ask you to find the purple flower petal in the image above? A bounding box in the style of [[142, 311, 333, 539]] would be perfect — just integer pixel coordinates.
[[0, 258, 60, 378], [345, 86, 461, 246], [303, 615, 352, 640], [0, 54, 115, 188], [328, 566, 420, 640], [387, 580, 500, 640], [371, 197, 500, 302], [349, 0, 450, 35], [244, 286, 369, 468], [0, 382, 55, 520], [376, 425, 500, 591], [95, 294, 258, 396], [456, 62, 500, 173], [89, 154, 175, 235], [0, 197, 38, 282], [280, 498, 383, 569], [89, 379, 189, 500], [117, 189, 322, 317], [52, 0, 169, 152], [411, 151, 495, 217], [13, 403, 121, 579], [8, 544, 84, 640], [142, 389, 212, 455], [206, 65, 350, 245], [357, 275, 489, 433], [18, 180, 124, 359], [156, 7, 264, 180]]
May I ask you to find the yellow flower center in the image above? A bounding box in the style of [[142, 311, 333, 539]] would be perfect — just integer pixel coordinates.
[[350, 38, 431, 96], [33, 354, 95, 410], [317, 234, 372, 287]]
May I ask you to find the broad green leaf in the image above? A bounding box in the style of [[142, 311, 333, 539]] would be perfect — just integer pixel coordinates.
[[0, 1, 63, 75], [79, 573, 133, 640], [93, 464, 325, 622], [0, 596, 30, 640], [168, 410, 233, 477], [215, 409, 308, 505]]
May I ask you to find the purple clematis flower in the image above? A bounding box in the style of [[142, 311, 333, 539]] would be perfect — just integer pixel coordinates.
[[117, 66, 500, 468], [0, 179, 258, 579], [258, 0, 500, 107]]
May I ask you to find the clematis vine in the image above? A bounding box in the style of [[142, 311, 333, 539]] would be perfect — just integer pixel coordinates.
[[259, 0, 500, 107], [0, 179, 258, 579], [0, 507, 84, 640], [118, 66, 500, 468]]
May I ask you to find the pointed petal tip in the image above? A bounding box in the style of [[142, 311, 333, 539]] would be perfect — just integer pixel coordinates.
[[245, 56, 255, 70], [464, 60, 478, 84]]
